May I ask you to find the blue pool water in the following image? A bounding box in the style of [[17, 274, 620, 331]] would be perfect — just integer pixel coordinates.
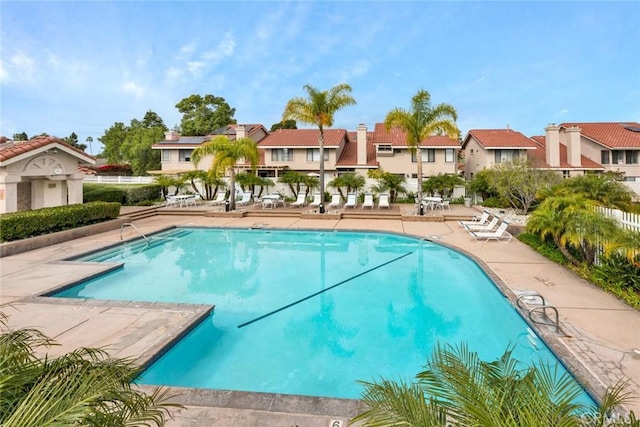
[[56, 227, 594, 402]]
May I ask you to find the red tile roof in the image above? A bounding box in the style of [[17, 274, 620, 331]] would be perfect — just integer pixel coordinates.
[[560, 122, 640, 149], [371, 123, 458, 147], [257, 129, 348, 148], [528, 136, 603, 170], [336, 132, 378, 167], [0, 136, 95, 163], [464, 129, 538, 149]]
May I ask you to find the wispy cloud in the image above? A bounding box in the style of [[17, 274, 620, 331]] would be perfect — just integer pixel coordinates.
[[202, 33, 235, 63], [122, 81, 144, 98]]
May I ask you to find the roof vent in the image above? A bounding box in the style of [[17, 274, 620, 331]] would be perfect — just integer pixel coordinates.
[[623, 125, 640, 132]]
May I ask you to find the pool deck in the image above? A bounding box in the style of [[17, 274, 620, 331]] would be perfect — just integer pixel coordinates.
[[1, 204, 639, 425]]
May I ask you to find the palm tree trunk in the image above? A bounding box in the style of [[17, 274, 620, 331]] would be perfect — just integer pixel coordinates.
[[319, 131, 325, 213], [229, 168, 236, 211], [554, 235, 582, 266], [416, 146, 424, 214]]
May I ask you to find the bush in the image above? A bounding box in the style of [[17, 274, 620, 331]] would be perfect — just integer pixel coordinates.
[[0, 202, 121, 242], [517, 232, 568, 265], [479, 197, 505, 208], [83, 184, 162, 205]]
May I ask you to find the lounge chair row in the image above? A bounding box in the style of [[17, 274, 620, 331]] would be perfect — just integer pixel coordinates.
[[458, 210, 512, 243]]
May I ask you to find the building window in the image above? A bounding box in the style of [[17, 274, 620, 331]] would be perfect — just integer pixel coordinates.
[[562, 170, 571, 179], [445, 148, 455, 163], [411, 148, 435, 162], [612, 151, 624, 164], [377, 144, 393, 153], [601, 150, 610, 164], [272, 148, 293, 162], [625, 150, 638, 164], [306, 148, 328, 162], [494, 149, 519, 163], [178, 149, 192, 162], [162, 150, 170, 163]]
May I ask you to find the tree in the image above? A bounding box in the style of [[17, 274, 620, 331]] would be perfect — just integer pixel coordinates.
[[542, 173, 634, 212], [64, 132, 87, 151], [368, 170, 407, 203], [191, 136, 259, 211], [270, 119, 297, 131], [175, 94, 236, 136], [282, 84, 357, 213], [12, 132, 28, 141], [353, 343, 636, 427], [0, 312, 179, 426], [99, 122, 129, 164], [278, 171, 308, 198], [384, 90, 458, 214], [422, 173, 464, 199], [328, 173, 365, 201], [85, 136, 94, 155]]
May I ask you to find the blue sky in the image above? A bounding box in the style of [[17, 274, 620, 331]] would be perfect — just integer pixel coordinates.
[[1, 1, 639, 154]]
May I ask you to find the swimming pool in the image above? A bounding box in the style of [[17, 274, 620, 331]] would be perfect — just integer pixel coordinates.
[[55, 227, 593, 402]]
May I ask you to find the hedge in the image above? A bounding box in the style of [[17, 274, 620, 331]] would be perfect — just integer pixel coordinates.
[[0, 202, 121, 242], [83, 184, 162, 205]]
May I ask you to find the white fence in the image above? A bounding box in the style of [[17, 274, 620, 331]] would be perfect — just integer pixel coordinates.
[[84, 175, 154, 184], [597, 207, 640, 265]]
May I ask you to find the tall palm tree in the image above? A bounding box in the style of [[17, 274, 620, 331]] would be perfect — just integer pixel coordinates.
[[384, 90, 458, 213], [282, 84, 357, 213], [191, 136, 259, 211]]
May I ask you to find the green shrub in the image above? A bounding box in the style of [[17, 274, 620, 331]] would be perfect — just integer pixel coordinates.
[[479, 197, 504, 208], [124, 185, 162, 205], [83, 184, 162, 205], [0, 202, 121, 242], [593, 252, 640, 294], [517, 232, 568, 265]]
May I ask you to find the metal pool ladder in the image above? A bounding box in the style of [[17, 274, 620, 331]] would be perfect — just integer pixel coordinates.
[[120, 222, 149, 244], [515, 290, 560, 333]]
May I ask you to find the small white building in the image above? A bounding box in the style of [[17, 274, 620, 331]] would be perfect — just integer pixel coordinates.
[[0, 136, 95, 214]]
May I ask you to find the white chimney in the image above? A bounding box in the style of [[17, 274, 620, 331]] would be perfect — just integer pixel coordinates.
[[544, 124, 560, 167], [357, 123, 367, 165], [565, 126, 581, 167], [164, 130, 180, 141], [236, 124, 246, 140]]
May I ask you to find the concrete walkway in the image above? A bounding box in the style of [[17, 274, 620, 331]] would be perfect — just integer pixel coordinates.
[[1, 211, 638, 425]]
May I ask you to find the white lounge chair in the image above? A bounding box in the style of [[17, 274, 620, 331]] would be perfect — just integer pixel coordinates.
[[471, 221, 513, 243], [362, 193, 374, 209], [208, 192, 227, 206], [290, 193, 308, 208], [378, 193, 390, 209], [464, 216, 499, 232], [458, 210, 490, 228], [328, 193, 341, 209], [236, 192, 253, 207], [309, 193, 321, 208], [345, 193, 357, 209]]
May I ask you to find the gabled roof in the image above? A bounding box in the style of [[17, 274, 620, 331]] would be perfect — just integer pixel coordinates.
[[335, 131, 378, 167], [559, 122, 640, 149], [372, 123, 459, 147], [463, 129, 538, 149], [0, 136, 95, 165], [528, 136, 604, 170], [257, 129, 348, 148], [152, 124, 268, 149]]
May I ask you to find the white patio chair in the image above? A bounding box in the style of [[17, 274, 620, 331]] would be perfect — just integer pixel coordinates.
[[378, 194, 390, 209], [345, 193, 357, 209], [208, 192, 227, 206], [236, 192, 253, 207], [328, 193, 341, 209], [470, 221, 513, 243], [463, 216, 499, 232], [290, 192, 308, 208], [458, 210, 490, 228], [362, 193, 374, 209], [309, 193, 322, 208]]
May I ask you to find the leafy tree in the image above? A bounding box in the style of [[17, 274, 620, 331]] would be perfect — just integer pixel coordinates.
[[368, 170, 407, 203], [466, 169, 499, 200], [12, 132, 28, 141], [278, 171, 308, 198], [328, 173, 366, 201], [384, 90, 458, 213], [270, 119, 297, 131], [99, 122, 129, 164], [353, 342, 636, 427], [191, 136, 259, 211], [490, 158, 561, 215], [142, 110, 168, 131], [527, 194, 619, 266], [175, 94, 236, 136], [0, 312, 179, 426], [120, 121, 163, 175], [282, 83, 357, 213]]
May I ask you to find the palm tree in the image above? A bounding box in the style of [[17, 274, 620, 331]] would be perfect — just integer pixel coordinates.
[[353, 343, 636, 426], [369, 170, 407, 203], [328, 172, 365, 201], [191, 136, 259, 211], [282, 84, 357, 213], [0, 312, 179, 426], [384, 90, 458, 214], [279, 170, 308, 198]]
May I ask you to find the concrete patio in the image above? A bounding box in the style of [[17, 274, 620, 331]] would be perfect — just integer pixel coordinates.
[[1, 204, 638, 426]]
